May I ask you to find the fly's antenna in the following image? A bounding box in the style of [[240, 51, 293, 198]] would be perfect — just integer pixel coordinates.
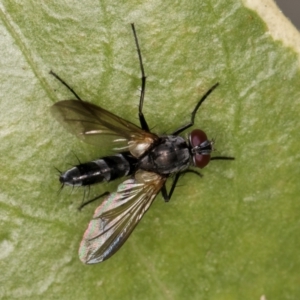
[[211, 137, 216, 152]]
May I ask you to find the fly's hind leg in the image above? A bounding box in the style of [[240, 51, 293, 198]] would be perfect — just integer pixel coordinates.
[[49, 70, 83, 101], [78, 191, 110, 211]]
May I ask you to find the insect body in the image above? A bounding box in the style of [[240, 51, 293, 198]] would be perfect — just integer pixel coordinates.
[[51, 24, 233, 264]]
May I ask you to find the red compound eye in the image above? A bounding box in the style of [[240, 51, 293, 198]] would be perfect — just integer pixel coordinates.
[[193, 153, 210, 168], [189, 129, 211, 168], [190, 129, 207, 147]]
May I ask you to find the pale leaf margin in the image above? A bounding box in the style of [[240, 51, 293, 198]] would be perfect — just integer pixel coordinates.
[[244, 0, 300, 60]]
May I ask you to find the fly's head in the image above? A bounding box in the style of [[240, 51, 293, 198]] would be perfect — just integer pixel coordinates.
[[189, 129, 214, 168]]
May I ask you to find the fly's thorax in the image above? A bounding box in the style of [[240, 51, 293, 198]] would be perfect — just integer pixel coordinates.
[[138, 135, 190, 174]]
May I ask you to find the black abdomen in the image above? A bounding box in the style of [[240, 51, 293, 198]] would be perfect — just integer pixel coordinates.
[[60, 152, 137, 186]]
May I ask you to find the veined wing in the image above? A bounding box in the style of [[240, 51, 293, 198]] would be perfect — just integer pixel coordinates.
[[79, 170, 166, 264], [51, 100, 158, 157]]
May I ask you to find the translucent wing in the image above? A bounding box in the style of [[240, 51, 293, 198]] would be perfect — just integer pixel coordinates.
[[79, 170, 166, 264], [51, 100, 158, 157]]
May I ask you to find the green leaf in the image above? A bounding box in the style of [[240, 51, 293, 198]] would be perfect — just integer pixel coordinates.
[[1, 1, 300, 299]]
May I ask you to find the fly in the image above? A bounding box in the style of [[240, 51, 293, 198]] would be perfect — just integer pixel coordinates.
[[50, 24, 234, 264]]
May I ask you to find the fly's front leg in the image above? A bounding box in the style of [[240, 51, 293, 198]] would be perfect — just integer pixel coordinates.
[[131, 23, 150, 132], [211, 156, 235, 161], [161, 170, 202, 202], [171, 83, 219, 135]]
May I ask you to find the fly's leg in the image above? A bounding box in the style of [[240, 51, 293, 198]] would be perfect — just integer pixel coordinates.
[[167, 170, 202, 201], [78, 191, 110, 211], [171, 83, 219, 135], [161, 170, 202, 202], [211, 156, 235, 161], [161, 185, 169, 202], [49, 70, 83, 101], [131, 23, 150, 132]]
